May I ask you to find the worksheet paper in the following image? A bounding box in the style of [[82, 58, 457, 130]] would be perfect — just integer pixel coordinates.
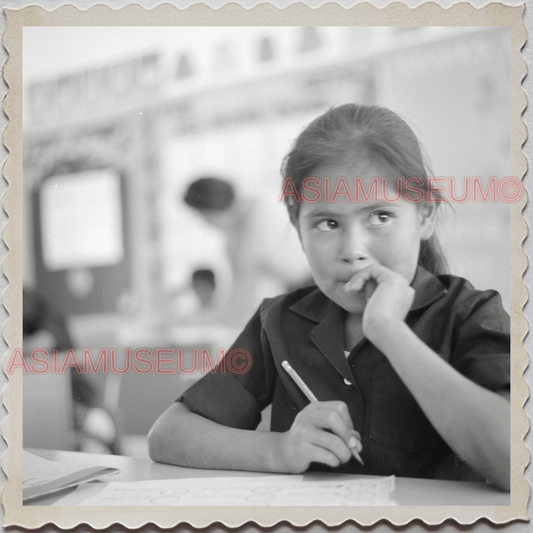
[[79, 475, 397, 506]]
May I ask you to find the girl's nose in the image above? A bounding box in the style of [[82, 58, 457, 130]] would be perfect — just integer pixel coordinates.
[[340, 226, 370, 264]]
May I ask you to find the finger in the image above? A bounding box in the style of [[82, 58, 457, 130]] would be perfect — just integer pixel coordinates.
[[344, 265, 377, 293], [348, 430, 364, 465], [297, 407, 364, 464], [306, 443, 343, 468], [364, 279, 377, 301], [308, 407, 355, 449], [351, 430, 363, 452], [307, 429, 352, 464], [345, 263, 396, 292], [315, 403, 364, 455], [312, 401, 354, 431], [347, 430, 362, 452]]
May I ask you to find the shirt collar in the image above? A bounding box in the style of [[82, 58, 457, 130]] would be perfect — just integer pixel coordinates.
[[289, 266, 448, 322], [410, 266, 448, 311]]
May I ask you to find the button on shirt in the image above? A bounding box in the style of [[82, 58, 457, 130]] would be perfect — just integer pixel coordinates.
[[181, 267, 510, 481]]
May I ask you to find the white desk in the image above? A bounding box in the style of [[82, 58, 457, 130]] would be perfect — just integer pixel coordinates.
[[27, 448, 510, 506]]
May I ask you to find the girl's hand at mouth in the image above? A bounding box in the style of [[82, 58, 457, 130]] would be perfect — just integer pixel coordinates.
[[344, 263, 414, 347]]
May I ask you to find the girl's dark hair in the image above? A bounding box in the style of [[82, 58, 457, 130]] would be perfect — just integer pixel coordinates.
[[280, 103, 448, 276]]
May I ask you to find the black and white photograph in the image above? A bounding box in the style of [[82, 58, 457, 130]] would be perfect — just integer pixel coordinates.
[[1, 2, 528, 529]]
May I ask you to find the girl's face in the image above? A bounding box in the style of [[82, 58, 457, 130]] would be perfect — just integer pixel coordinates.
[[297, 162, 435, 315]]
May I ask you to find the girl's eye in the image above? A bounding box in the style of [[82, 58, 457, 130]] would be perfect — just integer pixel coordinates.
[[316, 219, 338, 232], [368, 212, 391, 226]]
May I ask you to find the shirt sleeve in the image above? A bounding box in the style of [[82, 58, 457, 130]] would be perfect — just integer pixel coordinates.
[[450, 291, 510, 392], [179, 305, 277, 430]]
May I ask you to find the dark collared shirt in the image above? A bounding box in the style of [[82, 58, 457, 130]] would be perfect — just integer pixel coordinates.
[[181, 268, 510, 481]]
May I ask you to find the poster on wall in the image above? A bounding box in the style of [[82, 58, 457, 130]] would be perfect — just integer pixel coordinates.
[[40, 169, 124, 271]]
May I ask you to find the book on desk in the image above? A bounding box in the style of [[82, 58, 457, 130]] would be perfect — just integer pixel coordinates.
[[23, 450, 119, 502]]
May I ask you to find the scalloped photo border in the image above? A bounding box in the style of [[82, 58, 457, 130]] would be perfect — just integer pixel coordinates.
[[1, 1, 529, 529]]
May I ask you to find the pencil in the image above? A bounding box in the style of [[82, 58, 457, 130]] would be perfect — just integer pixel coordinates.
[[281, 360, 364, 466]]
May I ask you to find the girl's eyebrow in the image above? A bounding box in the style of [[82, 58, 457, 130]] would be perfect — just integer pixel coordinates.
[[360, 202, 403, 211], [303, 210, 337, 219], [303, 202, 402, 218]]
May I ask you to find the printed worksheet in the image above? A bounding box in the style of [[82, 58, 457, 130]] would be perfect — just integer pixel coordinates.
[[79, 475, 396, 506]]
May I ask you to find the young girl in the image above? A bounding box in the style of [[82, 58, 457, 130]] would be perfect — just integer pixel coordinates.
[[149, 104, 510, 491]]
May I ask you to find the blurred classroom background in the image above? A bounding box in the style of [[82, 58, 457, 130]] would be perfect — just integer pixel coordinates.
[[22, 26, 511, 457]]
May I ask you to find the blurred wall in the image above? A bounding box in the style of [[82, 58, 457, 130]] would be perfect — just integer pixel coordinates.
[[376, 27, 510, 306]]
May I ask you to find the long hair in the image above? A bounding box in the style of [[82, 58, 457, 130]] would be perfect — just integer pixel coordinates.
[[280, 104, 448, 275]]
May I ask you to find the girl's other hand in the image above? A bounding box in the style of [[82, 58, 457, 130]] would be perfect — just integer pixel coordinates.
[[276, 401, 362, 473], [344, 263, 415, 344]]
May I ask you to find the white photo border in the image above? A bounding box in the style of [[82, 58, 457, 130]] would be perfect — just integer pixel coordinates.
[[1, 1, 529, 529]]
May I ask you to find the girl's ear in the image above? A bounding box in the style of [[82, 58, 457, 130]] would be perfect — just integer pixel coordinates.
[[419, 202, 437, 241]]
